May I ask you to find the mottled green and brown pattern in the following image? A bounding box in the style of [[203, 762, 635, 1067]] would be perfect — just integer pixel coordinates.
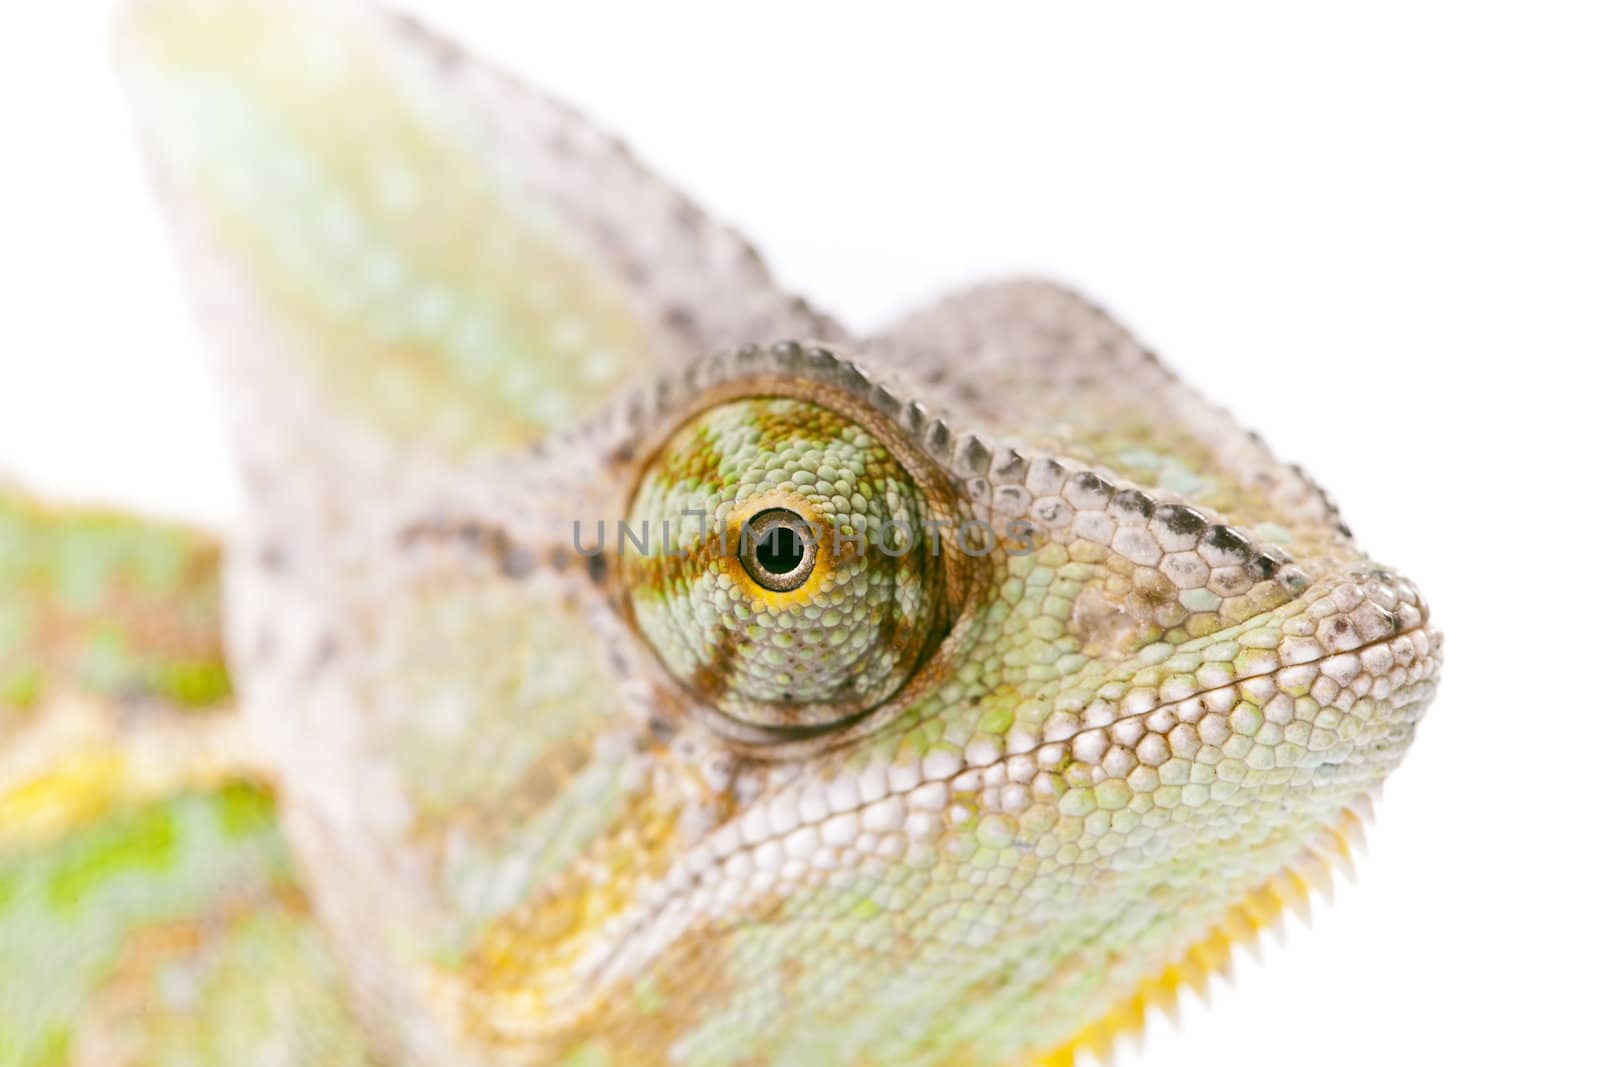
[[0, 492, 369, 1066], [0, 491, 227, 719], [0, 1, 1440, 1065], [625, 398, 949, 733]]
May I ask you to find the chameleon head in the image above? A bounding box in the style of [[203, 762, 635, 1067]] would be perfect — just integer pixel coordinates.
[[114, 0, 1442, 1062], [502, 357, 1443, 1065]]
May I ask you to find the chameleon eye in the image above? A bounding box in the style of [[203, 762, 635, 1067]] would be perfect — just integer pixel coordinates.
[[622, 397, 950, 738]]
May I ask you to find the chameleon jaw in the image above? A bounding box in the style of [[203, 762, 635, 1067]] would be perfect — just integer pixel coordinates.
[[439, 561, 1439, 1058]]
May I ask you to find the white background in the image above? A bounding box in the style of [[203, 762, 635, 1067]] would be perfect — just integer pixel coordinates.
[[2, 3, 1596, 1064]]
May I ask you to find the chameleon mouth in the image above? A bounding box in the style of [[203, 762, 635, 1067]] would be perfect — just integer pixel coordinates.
[[1048, 795, 1379, 1063], [680, 566, 1439, 866], [597, 576, 1436, 906], [925, 610, 1439, 813], [1009, 562, 1435, 758], [526, 614, 1445, 1047]]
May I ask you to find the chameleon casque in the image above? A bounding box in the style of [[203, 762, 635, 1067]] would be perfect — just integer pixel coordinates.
[[0, 2, 1443, 1065]]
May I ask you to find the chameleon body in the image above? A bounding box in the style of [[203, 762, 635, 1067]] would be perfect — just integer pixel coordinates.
[[0, 2, 1442, 1065]]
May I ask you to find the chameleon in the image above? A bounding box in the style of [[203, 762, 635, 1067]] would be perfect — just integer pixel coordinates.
[[0, 1, 1443, 1064]]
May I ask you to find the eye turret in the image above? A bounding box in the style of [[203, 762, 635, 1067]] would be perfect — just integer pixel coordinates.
[[621, 397, 953, 738]]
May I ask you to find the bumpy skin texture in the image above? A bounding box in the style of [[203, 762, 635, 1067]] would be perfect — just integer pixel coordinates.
[[0, 1, 1439, 1064], [623, 398, 947, 731]]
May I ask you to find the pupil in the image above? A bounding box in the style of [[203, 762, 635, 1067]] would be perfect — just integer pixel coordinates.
[[757, 526, 805, 575]]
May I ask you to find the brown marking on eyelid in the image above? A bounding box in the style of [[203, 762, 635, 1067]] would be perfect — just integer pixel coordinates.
[[622, 534, 723, 602], [610, 372, 960, 540], [650, 421, 728, 491], [610, 374, 996, 755], [688, 622, 743, 705]]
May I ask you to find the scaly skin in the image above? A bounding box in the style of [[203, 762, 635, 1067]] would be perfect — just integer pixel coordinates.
[[0, 2, 1441, 1064]]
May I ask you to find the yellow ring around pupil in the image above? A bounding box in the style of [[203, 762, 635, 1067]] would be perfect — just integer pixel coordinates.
[[740, 508, 817, 592]]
